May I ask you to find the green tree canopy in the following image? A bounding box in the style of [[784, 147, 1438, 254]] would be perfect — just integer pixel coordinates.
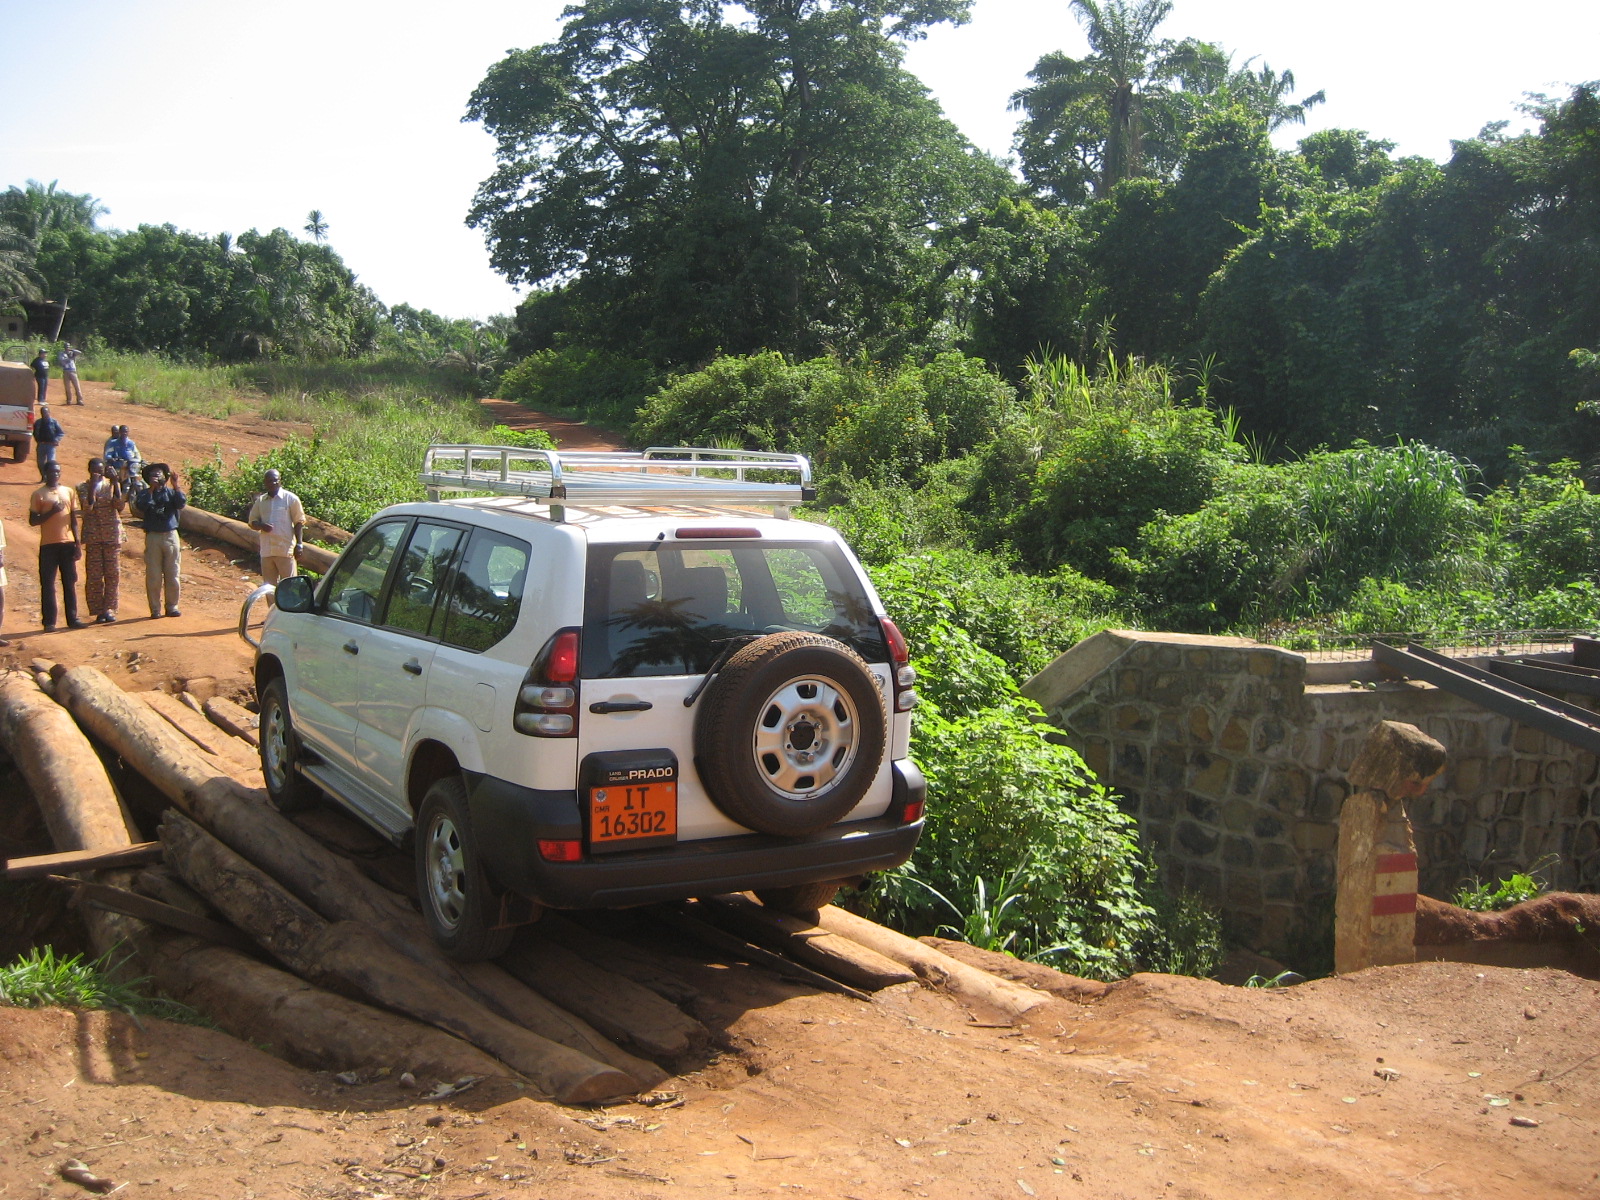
[[1010, 0, 1224, 203], [466, 0, 1007, 367]]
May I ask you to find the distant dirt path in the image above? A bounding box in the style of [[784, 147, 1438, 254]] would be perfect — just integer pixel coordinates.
[[479, 397, 627, 452]]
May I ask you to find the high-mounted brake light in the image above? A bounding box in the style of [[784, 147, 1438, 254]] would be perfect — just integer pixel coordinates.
[[514, 628, 582, 737], [674, 526, 761, 539]]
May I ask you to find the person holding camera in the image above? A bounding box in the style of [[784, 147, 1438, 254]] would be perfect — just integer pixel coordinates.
[[132, 461, 187, 618], [29, 460, 84, 631]]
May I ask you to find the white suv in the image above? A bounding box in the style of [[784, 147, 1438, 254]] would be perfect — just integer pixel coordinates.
[[242, 446, 924, 960]]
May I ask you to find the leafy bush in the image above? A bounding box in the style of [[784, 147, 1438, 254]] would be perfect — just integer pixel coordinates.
[[1009, 405, 1241, 575], [499, 346, 660, 428], [855, 610, 1222, 981], [869, 548, 1121, 680], [1453, 857, 1555, 911], [187, 398, 551, 531], [632, 352, 839, 452]]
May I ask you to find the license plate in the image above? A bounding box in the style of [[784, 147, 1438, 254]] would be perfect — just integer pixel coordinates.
[[588, 781, 678, 851]]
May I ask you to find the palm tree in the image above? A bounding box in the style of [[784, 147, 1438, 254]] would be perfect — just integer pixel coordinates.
[[0, 180, 107, 241], [304, 210, 329, 242], [1225, 60, 1324, 131], [1011, 0, 1222, 201]]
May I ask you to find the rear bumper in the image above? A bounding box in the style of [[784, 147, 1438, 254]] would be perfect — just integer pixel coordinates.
[[469, 759, 925, 908]]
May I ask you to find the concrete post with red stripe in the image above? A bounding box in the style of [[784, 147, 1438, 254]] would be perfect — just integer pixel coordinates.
[[1334, 721, 1446, 975]]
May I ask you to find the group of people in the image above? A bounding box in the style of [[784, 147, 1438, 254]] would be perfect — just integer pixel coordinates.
[[30, 344, 84, 406], [23, 445, 188, 632], [0, 443, 304, 645]]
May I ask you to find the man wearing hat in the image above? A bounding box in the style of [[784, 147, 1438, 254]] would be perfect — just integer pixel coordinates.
[[131, 461, 187, 618], [31, 404, 64, 482]]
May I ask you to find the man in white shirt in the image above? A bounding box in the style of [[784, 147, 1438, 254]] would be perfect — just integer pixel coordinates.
[[246, 469, 306, 591]]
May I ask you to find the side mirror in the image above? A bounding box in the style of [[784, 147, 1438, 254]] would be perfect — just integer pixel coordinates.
[[274, 575, 316, 613]]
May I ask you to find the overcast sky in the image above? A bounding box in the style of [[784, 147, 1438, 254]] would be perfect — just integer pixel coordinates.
[[3, 0, 1595, 322]]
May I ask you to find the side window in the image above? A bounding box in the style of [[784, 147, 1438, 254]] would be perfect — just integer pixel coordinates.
[[440, 529, 530, 652], [766, 548, 835, 628], [323, 520, 409, 624], [383, 521, 465, 637]]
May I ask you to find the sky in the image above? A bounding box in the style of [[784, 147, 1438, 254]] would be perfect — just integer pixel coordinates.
[[4, 0, 1597, 322]]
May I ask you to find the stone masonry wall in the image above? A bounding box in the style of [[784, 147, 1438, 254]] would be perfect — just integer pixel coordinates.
[[1022, 631, 1600, 958]]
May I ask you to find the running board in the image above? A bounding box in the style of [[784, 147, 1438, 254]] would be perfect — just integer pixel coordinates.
[[301, 763, 414, 845], [1372, 641, 1600, 756]]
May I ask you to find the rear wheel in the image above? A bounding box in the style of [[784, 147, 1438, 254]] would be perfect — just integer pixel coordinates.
[[259, 677, 316, 812], [10, 442, 24, 463], [755, 881, 842, 916], [414, 776, 513, 962]]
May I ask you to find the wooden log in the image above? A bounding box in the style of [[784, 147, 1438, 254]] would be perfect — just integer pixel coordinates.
[[536, 912, 701, 1007], [497, 938, 709, 1060], [141, 930, 512, 1084], [0, 672, 138, 852], [658, 904, 871, 1002], [47, 874, 259, 952], [179, 504, 337, 574], [814, 905, 1051, 1021], [159, 811, 636, 1104], [699, 894, 917, 991], [203, 695, 260, 746], [136, 689, 262, 781], [6, 842, 163, 880], [52, 664, 661, 1087], [134, 865, 216, 918]]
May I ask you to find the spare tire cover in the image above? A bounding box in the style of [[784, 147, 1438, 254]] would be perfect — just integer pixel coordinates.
[[693, 631, 887, 837]]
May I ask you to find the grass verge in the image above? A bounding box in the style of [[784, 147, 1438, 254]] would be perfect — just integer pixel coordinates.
[[0, 945, 210, 1026]]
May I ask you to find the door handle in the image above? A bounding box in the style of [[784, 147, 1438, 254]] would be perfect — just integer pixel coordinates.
[[589, 699, 653, 714], [342, 640, 359, 655], [402, 659, 423, 676]]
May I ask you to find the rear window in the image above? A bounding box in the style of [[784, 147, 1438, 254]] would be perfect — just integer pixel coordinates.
[[583, 541, 887, 678]]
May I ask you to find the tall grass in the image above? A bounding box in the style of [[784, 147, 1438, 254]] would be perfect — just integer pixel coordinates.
[[76, 349, 254, 416], [0, 946, 209, 1025]]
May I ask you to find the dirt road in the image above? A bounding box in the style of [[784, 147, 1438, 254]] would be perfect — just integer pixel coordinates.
[[1, 958, 1595, 1199]]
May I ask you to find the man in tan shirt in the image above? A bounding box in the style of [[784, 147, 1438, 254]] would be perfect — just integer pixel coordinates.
[[29, 460, 84, 630]]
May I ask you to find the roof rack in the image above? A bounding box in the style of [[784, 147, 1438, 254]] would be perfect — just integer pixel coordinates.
[[419, 445, 815, 517]]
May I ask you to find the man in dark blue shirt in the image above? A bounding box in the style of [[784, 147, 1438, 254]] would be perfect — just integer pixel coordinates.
[[31, 404, 64, 482], [30, 348, 49, 404], [132, 461, 187, 618]]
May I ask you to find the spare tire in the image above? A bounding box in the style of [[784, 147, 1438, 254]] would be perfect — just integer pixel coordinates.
[[694, 632, 887, 837]]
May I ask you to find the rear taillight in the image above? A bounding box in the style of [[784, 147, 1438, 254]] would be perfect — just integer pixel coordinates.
[[881, 617, 917, 713], [514, 628, 581, 737]]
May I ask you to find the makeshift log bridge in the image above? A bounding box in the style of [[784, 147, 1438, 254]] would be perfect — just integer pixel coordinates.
[[1, 663, 1054, 1107]]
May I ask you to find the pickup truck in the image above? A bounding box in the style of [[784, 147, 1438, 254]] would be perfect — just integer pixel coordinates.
[[0, 360, 34, 461]]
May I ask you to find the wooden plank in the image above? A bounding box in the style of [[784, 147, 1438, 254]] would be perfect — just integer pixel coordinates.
[[202, 695, 260, 746], [698, 894, 917, 991], [46, 875, 259, 952], [656, 904, 872, 1002], [6, 842, 163, 881]]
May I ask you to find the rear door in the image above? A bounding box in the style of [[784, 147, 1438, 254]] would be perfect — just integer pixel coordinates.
[[354, 520, 466, 803]]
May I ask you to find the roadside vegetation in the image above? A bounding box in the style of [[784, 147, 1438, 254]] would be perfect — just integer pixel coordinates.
[[0, 946, 209, 1025]]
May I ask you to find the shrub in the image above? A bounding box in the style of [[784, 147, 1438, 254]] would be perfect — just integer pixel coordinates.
[[1009, 405, 1241, 575], [869, 548, 1121, 680], [632, 352, 841, 452], [499, 346, 660, 428]]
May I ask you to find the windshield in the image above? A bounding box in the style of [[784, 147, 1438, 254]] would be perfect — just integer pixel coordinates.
[[582, 541, 887, 678]]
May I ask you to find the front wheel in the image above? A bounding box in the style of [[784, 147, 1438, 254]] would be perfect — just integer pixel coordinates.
[[414, 776, 513, 962], [259, 677, 316, 812]]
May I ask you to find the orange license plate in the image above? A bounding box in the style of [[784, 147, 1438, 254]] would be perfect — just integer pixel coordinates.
[[588, 781, 678, 852]]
